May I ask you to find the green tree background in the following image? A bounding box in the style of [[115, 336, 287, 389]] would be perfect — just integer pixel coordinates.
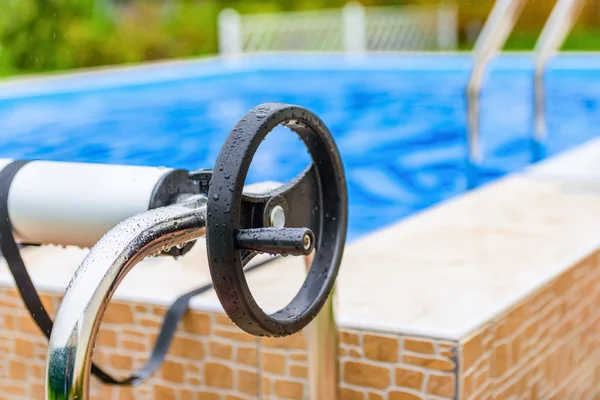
[[1, 0, 599, 77]]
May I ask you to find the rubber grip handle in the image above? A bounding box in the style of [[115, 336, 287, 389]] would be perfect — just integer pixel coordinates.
[[236, 227, 314, 256]]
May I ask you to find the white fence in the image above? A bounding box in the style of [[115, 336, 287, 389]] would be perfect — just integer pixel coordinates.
[[218, 2, 458, 56]]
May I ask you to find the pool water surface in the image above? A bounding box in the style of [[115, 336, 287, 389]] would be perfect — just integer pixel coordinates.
[[2, 54, 600, 240]]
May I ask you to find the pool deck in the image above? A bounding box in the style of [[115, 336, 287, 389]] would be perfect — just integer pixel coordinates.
[[2, 137, 600, 343]]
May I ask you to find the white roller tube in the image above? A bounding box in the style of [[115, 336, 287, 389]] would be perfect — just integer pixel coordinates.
[[2, 160, 176, 248]]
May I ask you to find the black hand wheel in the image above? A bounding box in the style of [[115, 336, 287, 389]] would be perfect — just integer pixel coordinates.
[[206, 102, 348, 337]]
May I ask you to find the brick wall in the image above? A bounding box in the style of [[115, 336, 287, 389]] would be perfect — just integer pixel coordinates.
[[460, 252, 600, 400], [2, 253, 600, 399], [339, 331, 457, 400], [0, 287, 458, 400]]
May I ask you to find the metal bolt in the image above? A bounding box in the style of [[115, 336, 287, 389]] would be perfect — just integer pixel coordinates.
[[269, 206, 285, 228], [303, 233, 312, 251]]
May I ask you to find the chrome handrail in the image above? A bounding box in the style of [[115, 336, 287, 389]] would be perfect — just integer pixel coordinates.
[[466, 0, 526, 180], [46, 197, 207, 399], [533, 0, 584, 161]]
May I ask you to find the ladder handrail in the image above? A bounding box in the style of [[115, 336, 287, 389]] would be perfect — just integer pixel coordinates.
[[466, 0, 526, 168], [533, 0, 585, 159]]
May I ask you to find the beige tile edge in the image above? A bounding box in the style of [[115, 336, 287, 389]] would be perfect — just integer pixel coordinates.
[[452, 138, 600, 341], [455, 234, 600, 342]]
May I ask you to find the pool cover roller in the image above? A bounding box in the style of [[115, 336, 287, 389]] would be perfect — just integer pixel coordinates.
[[0, 103, 348, 398]]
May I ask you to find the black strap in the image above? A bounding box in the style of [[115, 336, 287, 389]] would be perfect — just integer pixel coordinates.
[[0, 160, 275, 386]]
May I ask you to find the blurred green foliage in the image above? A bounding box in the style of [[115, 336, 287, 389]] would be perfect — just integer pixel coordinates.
[[0, 0, 220, 76], [1, 0, 599, 77]]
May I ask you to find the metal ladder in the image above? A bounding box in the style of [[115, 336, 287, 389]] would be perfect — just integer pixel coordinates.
[[466, 0, 584, 187], [532, 0, 585, 161]]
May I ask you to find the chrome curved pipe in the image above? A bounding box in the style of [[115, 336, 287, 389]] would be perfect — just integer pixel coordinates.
[[533, 0, 584, 162], [466, 0, 526, 187], [45, 197, 207, 400]]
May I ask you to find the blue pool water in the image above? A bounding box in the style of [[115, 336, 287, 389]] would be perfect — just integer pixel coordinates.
[[2, 54, 600, 241]]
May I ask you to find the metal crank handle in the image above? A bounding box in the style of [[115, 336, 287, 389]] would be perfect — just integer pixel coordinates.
[[206, 102, 348, 337], [45, 197, 207, 400]]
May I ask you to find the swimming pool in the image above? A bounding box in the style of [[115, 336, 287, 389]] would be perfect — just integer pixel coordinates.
[[2, 54, 600, 240]]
